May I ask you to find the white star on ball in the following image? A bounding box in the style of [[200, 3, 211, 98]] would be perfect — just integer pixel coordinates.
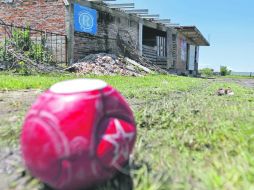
[[102, 119, 135, 166]]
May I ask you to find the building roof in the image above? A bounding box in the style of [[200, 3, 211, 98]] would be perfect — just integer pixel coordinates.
[[175, 26, 210, 46], [66, 1, 210, 46]]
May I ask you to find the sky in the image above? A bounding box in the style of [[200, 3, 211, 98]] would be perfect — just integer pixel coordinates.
[[115, 0, 254, 72]]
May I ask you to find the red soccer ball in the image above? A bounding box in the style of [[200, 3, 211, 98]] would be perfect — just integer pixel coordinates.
[[20, 79, 136, 190]]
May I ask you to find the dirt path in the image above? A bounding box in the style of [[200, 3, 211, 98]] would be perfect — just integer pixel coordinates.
[[0, 90, 42, 128], [0, 90, 42, 190], [211, 78, 254, 88]]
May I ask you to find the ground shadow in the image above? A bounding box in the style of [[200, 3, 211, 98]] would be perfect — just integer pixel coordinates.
[[41, 165, 133, 190]]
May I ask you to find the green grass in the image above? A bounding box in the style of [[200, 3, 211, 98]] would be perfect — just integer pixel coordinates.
[[0, 73, 201, 99], [1, 73, 254, 190], [218, 75, 254, 79], [134, 82, 254, 190]]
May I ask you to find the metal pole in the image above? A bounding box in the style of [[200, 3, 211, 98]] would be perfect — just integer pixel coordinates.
[[41, 31, 43, 63], [65, 35, 68, 65], [55, 34, 58, 64], [60, 36, 63, 64], [51, 33, 53, 64], [4, 26, 7, 61]]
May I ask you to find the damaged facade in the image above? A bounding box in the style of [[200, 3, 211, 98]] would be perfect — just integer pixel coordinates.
[[0, 0, 210, 75]]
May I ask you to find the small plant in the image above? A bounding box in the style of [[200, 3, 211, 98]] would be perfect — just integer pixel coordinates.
[[17, 60, 31, 75], [12, 27, 31, 51], [0, 26, 54, 74], [220, 66, 231, 76], [199, 68, 214, 77]]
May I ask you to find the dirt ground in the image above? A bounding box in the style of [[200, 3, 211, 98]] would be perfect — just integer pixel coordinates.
[[212, 78, 254, 88], [0, 78, 253, 190], [0, 90, 42, 127]]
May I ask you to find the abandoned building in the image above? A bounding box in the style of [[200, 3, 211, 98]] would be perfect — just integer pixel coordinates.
[[0, 0, 210, 75]]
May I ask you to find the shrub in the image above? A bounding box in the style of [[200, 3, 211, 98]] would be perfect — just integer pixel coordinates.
[[0, 27, 54, 74], [12, 28, 31, 51], [0, 41, 14, 64], [199, 68, 214, 77], [220, 66, 231, 76]]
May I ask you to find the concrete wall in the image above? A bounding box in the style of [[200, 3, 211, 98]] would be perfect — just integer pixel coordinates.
[[175, 33, 188, 73], [174, 32, 201, 75], [71, 1, 140, 62], [166, 29, 174, 69], [194, 46, 200, 75], [0, 0, 67, 34]]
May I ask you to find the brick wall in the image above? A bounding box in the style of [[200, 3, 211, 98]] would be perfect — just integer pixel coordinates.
[[0, 0, 141, 64], [0, 0, 66, 34], [73, 3, 139, 62]]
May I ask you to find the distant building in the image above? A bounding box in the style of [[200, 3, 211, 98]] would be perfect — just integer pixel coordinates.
[[0, 0, 209, 76]]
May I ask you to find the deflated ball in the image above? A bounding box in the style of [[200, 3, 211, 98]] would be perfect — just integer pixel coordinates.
[[20, 79, 136, 190]]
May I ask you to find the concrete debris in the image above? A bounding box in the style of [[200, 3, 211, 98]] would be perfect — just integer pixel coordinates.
[[124, 57, 152, 73], [217, 87, 234, 96], [65, 53, 152, 76]]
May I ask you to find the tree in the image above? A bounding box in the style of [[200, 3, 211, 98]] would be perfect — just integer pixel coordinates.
[[220, 66, 231, 76]]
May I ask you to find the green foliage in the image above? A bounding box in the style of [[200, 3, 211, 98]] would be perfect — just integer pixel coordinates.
[[199, 68, 214, 77], [0, 74, 201, 95], [220, 75, 254, 79], [12, 28, 31, 51], [0, 27, 54, 74], [17, 61, 30, 75], [0, 41, 12, 63], [220, 66, 231, 76]]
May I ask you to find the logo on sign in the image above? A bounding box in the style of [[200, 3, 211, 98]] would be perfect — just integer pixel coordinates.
[[74, 3, 97, 35], [79, 11, 94, 31]]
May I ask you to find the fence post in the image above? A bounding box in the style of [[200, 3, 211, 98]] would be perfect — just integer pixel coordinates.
[[56, 34, 58, 64], [4, 26, 7, 61], [10, 23, 13, 37], [65, 35, 68, 65], [10, 23, 14, 62], [66, 3, 74, 65], [41, 31, 43, 63]]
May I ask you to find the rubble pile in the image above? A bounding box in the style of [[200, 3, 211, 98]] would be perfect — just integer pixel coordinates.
[[65, 53, 170, 76], [65, 53, 149, 76]]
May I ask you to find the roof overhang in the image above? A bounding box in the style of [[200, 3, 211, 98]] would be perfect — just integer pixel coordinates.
[[176, 26, 210, 46]]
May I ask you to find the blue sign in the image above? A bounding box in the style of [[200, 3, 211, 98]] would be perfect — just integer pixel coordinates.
[[74, 4, 97, 35]]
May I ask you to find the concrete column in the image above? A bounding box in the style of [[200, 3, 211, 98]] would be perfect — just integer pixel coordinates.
[[195, 46, 199, 73], [66, 3, 74, 65], [166, 28, 173, 70], [138, 20, 143, 56]]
